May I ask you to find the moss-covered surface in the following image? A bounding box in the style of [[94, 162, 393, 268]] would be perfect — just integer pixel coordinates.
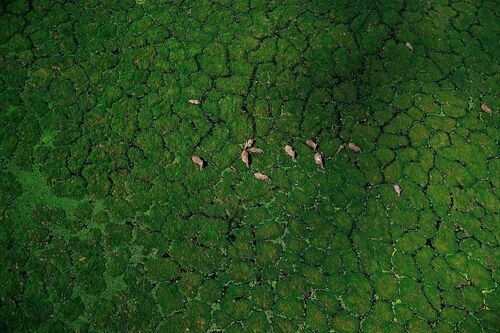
[[1, 0, 499, 332]]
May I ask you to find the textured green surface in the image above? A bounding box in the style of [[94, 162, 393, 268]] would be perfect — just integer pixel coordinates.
[[0, 0, 499, 332]]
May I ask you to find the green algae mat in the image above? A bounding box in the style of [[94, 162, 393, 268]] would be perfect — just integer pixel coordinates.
[[1, 0, 499, 332]]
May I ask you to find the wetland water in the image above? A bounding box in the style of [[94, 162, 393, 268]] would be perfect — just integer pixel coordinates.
[[0, 0, 499, 332]]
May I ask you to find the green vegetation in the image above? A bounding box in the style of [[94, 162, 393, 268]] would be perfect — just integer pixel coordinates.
[[0, 0, 499, 332]]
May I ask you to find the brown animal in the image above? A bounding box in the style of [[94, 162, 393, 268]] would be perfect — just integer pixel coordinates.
[[393, 184, 402, 197], [254, 172, 269, 181], [284, 145, 296, 161], [348, 143, 362, 153], [405, 42, 413, 51], [481, 104, 492, 114], [244, 139, 254, 149], [241, 150, 250, 168], [188, 99, 201, 105], [249, 147, 263, 154], [336, 144, 345, 154], [191, 155, 205, 170], [314, 152, 324, 169], [306, 140, 317, 151]]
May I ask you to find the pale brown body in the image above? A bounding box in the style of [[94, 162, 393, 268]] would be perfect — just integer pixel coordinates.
[[244, 139, 254, 149], [254, 172, 269, 181], [285, 145, 296, 161], [405, 42, 413, 51], [249, 147, 263, 153], [348, 143, 362, 153], [191, 155, 204, 170], [314, 152, 324, 168], [188, 99, 201, 105], [241, 150, 250, 168], [481, 104, 492, 114], [306, 140, 317, 151], [336, 144, 345, 153], [393, 184, 402, 197]]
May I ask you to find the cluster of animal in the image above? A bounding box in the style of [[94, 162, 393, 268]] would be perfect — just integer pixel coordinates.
[[191, 140, 406, 196], [189, 99, 494, 195], [238, 138, 328, 181], [191, 139, 364, 181]]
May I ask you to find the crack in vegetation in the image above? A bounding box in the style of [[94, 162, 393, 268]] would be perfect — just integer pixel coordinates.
[[0, 0, 499, 332]]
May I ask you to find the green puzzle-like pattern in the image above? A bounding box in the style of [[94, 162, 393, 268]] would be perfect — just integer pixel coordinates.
[[0, 0, 499, 332]]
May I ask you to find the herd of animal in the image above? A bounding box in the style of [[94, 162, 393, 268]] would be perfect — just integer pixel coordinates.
[[188, 98, 493, 196], [187, 99, 369, 180], [191, 138, 364, 181]]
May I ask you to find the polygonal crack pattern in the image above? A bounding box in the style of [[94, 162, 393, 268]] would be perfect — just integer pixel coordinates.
[[0, 0, 499, 332]]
